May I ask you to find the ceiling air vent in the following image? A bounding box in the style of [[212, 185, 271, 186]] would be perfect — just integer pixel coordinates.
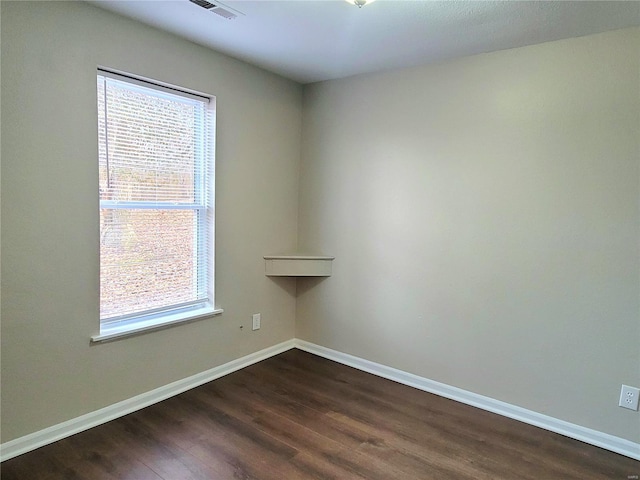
[[188, 0, 239, 20]]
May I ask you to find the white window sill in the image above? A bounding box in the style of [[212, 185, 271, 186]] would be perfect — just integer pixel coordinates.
[[91, 306, 223, 344]]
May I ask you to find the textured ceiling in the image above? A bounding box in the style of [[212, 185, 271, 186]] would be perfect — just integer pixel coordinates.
[[89, 1, 640, 84]]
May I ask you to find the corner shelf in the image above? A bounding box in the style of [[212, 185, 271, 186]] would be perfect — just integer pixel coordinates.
[[264, 255, 335, 277]]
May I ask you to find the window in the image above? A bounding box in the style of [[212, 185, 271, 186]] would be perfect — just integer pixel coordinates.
[[94, 69, 220, 342]]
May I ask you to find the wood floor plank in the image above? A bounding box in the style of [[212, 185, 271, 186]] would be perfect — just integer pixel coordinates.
[[244, 357, 549, 478], [254, 351, 639, 479], [105, 414, 227, 480], [0, 439, 82, 480], [192, 382, 426, 480], [203, 376, 485, 480], [2, 349, 638, 480], [269, 370, 539, 478]]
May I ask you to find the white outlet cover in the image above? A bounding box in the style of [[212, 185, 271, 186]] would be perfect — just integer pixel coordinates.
[[252, 313, 261, 331], [619, 385, 640, 411]]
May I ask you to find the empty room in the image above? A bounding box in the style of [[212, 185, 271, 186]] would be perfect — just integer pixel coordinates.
[[1, 0, 639, 478]]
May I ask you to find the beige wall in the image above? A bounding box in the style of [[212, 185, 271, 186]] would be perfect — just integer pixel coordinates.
[[2, 0, 639, 447], [1, 1, 301, 442], [297, 28, 640, 442]]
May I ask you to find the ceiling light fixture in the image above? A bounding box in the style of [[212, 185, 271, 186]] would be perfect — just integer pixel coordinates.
[[345, 0, 376, 8]]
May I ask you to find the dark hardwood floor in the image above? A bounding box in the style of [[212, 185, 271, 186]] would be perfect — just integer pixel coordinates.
[[2, 349, 638, 479]]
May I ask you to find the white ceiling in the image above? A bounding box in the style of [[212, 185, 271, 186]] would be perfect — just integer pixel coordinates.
[[89, 0, 640, 84]]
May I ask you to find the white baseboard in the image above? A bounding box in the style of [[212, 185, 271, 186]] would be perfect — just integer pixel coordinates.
[[3, 337, 638, 462], [0, 339, 296, 462], [294, 339, 640, 461]]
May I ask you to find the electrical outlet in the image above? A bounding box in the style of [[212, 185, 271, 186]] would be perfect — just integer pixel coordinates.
[[619, 385, 640, 411], [252, 313, 261, 331]]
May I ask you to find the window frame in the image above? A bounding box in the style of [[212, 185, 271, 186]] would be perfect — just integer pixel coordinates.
[[92, 68, 222, 343]]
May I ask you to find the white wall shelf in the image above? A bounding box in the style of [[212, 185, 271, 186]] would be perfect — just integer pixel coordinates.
[[264, 255, 335, 277]]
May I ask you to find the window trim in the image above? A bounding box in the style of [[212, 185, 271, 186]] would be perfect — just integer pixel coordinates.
[[91, 306, 224, 343], [98, 67, 211, 102], [94, 68, 220, 343]]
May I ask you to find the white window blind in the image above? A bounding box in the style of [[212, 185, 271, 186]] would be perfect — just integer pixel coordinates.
[[97, 70, 215, 330]]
